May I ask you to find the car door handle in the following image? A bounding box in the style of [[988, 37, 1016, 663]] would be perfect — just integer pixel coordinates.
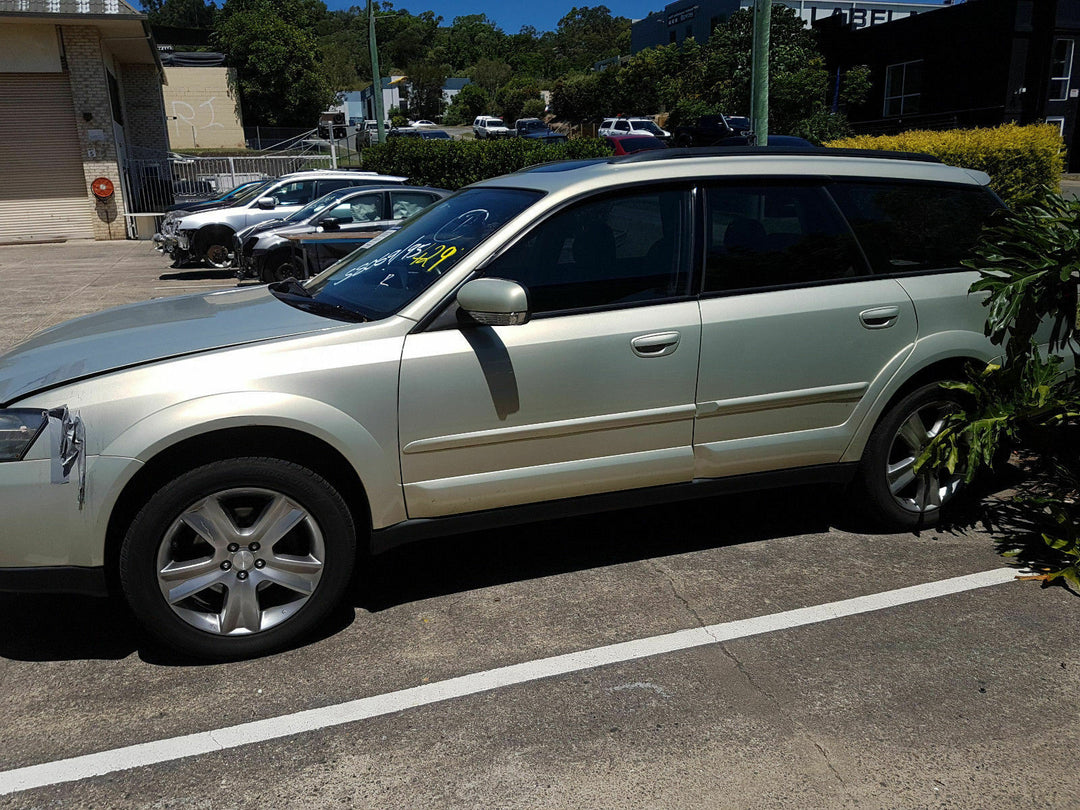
[[859, 306, 900, 329], [631, 331, 681, 357]]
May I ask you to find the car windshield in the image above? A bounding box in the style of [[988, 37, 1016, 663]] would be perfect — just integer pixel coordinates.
[[286, 188, 362, 223], [305, 187, 542, 320], [488, 119, 505, 127], [631, 121, 664, 136], [226, 180, 273, 206]]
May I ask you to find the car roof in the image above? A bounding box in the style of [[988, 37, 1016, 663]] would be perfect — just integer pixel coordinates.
[[275, 170, 407, 182], [477, 148, 991, 198]]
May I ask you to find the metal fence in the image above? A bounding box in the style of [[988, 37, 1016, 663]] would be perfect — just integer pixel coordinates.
[[123, 153, 335, 213]]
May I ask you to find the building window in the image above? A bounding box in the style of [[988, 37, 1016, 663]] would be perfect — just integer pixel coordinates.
[[670, 30, 677, 43], [1050, 39, 1074, 101], [1046, 116, 1065, 136], [884, 60, 922, 117]]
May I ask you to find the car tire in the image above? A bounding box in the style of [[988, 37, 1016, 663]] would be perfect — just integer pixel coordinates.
[[261, 254, 302, 284], [119, 457, 357, 661], [853, 382, 965, 530]]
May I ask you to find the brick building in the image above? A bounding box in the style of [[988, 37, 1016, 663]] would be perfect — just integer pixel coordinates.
[[0, 0, 168, 241]]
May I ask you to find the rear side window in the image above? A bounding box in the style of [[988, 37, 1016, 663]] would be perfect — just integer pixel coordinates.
[[829, 181, 1001, 275], [703, 183, 867, 293], [317, 178, 353, 196], [484, 187, 693, 314], [391, 190, 439, 220]]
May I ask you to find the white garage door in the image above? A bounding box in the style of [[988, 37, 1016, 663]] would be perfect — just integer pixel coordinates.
[[0, 73, 94, 241]]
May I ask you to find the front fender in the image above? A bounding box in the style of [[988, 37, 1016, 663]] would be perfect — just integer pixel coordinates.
[[101, 390, 405, 529]]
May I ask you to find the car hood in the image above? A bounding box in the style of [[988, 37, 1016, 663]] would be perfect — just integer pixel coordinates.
[[0, 287, 339, 405]]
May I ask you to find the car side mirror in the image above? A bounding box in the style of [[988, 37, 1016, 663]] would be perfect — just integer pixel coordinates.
[[318, 217, 340, 231], [457, 278, 529, 326], [256, 196, 276, 209]]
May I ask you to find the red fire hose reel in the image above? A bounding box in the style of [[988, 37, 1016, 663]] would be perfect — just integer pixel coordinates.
[[91, 177, 114, 200]]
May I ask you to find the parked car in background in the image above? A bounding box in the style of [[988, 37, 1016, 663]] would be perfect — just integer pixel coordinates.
[[714, 134, 817, 148], [599, 117, 671, 141], [154, 170, 407, 267], [164, 180, 268, 214], [387, 128, 453, 140], [234, 185, 450, 282], [514, 118, 567, 144], [0, 147, 1006, 661], [604, 134, 670, 155], [672, 114, 744, 147], [409, 120, 437, 128], [358, 120, 392, 148], [472, 116, 513, 139]]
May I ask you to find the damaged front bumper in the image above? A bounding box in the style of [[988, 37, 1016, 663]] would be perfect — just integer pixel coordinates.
[[0, 407, 136, 594]]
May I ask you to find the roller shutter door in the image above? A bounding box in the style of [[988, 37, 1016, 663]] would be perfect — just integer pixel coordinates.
[[0, 73, 94, 241]]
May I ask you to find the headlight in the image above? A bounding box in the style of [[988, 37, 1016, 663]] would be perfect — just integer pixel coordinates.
[[0, 409, 48, 461]]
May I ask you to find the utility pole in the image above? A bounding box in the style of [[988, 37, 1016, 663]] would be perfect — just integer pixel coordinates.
[[368, 0, 386, 145], [750, 0, 770, 146]]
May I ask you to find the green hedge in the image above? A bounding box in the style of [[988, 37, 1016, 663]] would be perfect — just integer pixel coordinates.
[[359, 137, 614, 190], [826, 123, 1065, 205]]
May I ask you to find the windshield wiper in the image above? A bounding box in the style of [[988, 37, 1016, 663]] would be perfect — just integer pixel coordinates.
[[269, 278, 312, 297], [269, 279, 368, 323]]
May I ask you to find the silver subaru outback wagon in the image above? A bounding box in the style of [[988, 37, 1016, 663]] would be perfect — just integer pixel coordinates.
[[0, 148, 1002, 659]]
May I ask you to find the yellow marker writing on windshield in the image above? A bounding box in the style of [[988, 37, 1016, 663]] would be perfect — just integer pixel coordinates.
[[409, 244, 457, 272]]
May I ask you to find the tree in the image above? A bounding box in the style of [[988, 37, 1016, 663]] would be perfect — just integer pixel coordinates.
[[214, 0, 335, 126], [141, 0, 216, 28], [553, 6, 630, 73], [442, 82, 488, 124], [469, 58, 512, 103], [495, 77, 541, 124], [405, 60, 450, 120]]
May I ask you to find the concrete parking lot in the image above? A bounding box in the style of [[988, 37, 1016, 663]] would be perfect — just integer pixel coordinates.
[[0, 239, 1077, 809]]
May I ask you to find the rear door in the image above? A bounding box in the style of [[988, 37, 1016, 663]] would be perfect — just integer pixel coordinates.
[[693, 180, 918, 478]]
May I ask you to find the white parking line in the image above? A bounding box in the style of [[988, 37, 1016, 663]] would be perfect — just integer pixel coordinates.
[[0, 567, 1018, 796]]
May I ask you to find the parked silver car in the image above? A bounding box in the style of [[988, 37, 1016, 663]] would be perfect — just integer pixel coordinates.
[[155, 170, 407, 268], [234, 185, 450, 282], [0, 148, 1005, 660]]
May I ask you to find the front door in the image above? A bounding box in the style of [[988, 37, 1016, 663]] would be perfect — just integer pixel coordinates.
[[398, 185, 701, 518]]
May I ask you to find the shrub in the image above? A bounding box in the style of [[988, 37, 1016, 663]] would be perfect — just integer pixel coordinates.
[[361, 137, 614, 189], [826, 123, 1065, 205]]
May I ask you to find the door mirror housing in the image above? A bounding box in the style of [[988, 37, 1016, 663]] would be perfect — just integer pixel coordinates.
[[457, 278, 529, 326], [318, 217, 340, 231], [256, 196, 277, 209]]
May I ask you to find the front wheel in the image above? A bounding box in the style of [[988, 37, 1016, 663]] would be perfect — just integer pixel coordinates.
[[853, 382, 963, 529], [119, 458, 357, 660]]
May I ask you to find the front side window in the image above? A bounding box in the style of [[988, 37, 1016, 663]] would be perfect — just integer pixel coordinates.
[[307, 187, 542, 320], [884, 60, 922, 116], [1051, 39, 1074, 100], [483, 187, 692, 314], [704, 184, 866, 293], [829, 180, 1001, 275], [268, 180, 317, 206]]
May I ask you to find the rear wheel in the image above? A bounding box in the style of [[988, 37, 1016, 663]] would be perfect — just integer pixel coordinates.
[[854, 382, 963, 529], [120, 457, 356, 660]]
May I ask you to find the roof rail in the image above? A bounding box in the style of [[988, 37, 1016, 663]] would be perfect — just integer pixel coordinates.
[[613, 146, 942, 165]]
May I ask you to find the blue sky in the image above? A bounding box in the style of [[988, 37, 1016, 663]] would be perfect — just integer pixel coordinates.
[[324, 0, 674, 36], [324, 0, 950, 41]]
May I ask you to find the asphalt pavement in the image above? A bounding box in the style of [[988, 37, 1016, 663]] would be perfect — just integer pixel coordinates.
[[0, 239, 1077, 809]]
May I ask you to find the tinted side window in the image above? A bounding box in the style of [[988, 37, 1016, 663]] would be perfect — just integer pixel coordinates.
[[829, 181, 1000, 274], [317, 179, 353, 196], [704, 184, 866, 293], [485, 188, 692, 314], [272, 180, 317, 206]]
